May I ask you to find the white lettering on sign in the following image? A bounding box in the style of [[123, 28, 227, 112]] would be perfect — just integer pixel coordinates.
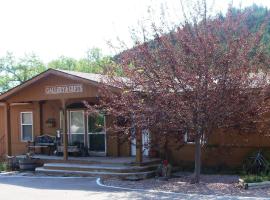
[[45, 84, 83, 95]]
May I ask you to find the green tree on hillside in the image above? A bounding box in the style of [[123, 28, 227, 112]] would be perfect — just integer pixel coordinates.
[[0, 52, 46, 92], [0, 48, 118, 93], [48, 56, 77, 71], [48, 48, 115, 74]]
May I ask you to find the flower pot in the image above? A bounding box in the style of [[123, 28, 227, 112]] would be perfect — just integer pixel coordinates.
[[19, 159, 38, 171]]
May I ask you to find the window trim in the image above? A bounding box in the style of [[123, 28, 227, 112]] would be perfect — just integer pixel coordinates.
[[20, 111, 34, 142]]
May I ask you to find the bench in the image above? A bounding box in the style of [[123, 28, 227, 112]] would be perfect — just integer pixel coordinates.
[[56, 141, 86, 156], [28, 134, 56, 155]]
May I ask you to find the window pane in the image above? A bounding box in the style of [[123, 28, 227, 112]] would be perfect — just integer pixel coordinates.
[[70, 111, 84, 133], [22, 125, 33, 141], [88, 114, 105, 133], [89, 134, 105, 152], [70, 134, 84, 146], [22, 113, 32, 124]]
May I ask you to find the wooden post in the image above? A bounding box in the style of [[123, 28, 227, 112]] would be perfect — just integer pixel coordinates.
[[39, 101, 44, 135], [84, 111, 88, 154], [61, 99, 68, 161], [136, 129, 143, 164], [5, 103, 11, 156]]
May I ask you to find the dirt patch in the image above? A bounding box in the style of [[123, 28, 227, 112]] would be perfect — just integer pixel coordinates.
[[103, 173, 270, 198]]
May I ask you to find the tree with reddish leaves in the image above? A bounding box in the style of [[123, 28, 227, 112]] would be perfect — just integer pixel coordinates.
[[88, 1, 270, 183]]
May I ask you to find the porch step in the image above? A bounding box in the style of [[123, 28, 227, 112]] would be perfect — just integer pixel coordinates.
[[35, 167, 156, 179], [27, 155, 161, 166], [43, 163, 158, 173]]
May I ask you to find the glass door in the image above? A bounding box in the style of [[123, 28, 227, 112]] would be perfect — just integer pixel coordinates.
[[88, 113, 106, 155], [69, 110, 85, 147]]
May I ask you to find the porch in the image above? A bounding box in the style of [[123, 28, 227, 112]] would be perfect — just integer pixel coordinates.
[[1, 69, 145, 164], [16, 154, 160, 179]]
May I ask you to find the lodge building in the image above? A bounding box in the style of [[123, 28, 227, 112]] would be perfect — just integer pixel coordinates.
[[0, 68, 270, 171]]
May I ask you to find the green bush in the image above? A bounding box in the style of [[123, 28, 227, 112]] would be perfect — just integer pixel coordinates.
[[241, 174, 270, 183], [0, 162, 7, 171], [243, 150, 270, 175]]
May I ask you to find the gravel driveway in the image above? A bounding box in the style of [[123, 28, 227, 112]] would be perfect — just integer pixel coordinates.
[[0, 176, 269, 200]]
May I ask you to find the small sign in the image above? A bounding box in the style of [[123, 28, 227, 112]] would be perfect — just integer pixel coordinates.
[[45, 84, 83, 95]]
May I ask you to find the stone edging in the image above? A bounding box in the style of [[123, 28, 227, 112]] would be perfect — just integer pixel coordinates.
[[239, 178, 270, 189]]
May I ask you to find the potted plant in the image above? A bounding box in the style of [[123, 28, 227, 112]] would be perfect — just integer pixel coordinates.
[[19, 153, 39, 171]]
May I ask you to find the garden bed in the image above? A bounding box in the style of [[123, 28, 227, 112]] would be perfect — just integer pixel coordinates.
[[241, 174, 270, 183], [239, 175, 270, 189], [103, 173, 270, 198]]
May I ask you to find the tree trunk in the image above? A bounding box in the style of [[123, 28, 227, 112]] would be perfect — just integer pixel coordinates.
[[194, 134, 201, 183]]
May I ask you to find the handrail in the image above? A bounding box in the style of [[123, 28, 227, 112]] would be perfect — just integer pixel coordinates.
[[0, 134, 5, 161]]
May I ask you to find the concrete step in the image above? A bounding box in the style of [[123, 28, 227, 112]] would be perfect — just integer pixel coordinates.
[[43, 163, 158, 173], [35, 167, 156, 179]]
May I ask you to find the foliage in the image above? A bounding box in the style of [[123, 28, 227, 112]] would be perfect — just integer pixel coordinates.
[[241, 174, 270, 183], [0, 162, 7, 171], [92, 1, 270, 183], [48, 48, 117, 74], [0, 52, 46, 92], [232, 5, 270, 54], [48, 56, 77, 71], [0, 48, 117, 93], [243, 150, 270, 175]]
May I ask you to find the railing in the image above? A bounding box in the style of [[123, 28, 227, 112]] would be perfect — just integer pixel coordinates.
[[0, 135, 5, 161]]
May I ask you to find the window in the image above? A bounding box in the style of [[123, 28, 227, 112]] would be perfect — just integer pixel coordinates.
[[184, 129, 195, 143], [21, 112, 33, 142], [184, 129, 206, 144], [88, 113, 106, 152], [88, 113, 105, 133]]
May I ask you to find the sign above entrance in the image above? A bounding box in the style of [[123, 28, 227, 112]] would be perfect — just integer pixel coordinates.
[[45, 84, 83, 95]]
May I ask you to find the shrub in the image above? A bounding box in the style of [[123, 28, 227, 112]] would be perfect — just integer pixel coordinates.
[[243, 150, 270, 175], [241, 174, 270, 183], [0, 162, 7, 171]]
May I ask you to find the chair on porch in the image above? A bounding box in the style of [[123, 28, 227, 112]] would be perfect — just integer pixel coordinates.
[[55, 134, 87, 156], [56, 143, 87, 156]]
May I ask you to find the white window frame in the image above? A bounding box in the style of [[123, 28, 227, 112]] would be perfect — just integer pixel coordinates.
[[184, 129, 195, 144], [87, 113, 106, 155], [20, 112, 34, 142], [184, 130, 206, 144]]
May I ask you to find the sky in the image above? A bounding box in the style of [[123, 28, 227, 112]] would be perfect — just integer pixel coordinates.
[[0, 0, 269, 63]]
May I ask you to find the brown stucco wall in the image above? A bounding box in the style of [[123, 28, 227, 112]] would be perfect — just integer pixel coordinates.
[[0, 106, 5, 156], [104, 115, 131, 157], [9, 103, 41, 155], [164, 131, 270, 169], [42, 100, 62, 135]]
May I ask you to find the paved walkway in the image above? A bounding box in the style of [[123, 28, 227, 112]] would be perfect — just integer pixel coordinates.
[[0, 176, 269, 200]]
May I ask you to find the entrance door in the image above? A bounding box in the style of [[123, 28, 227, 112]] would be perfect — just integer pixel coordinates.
[[69, 110, 85, 146], [131, 127, 136, 156], [142, 129, 150, 156], [131, 129, 150, 157], [88, 113, 106, 156]]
